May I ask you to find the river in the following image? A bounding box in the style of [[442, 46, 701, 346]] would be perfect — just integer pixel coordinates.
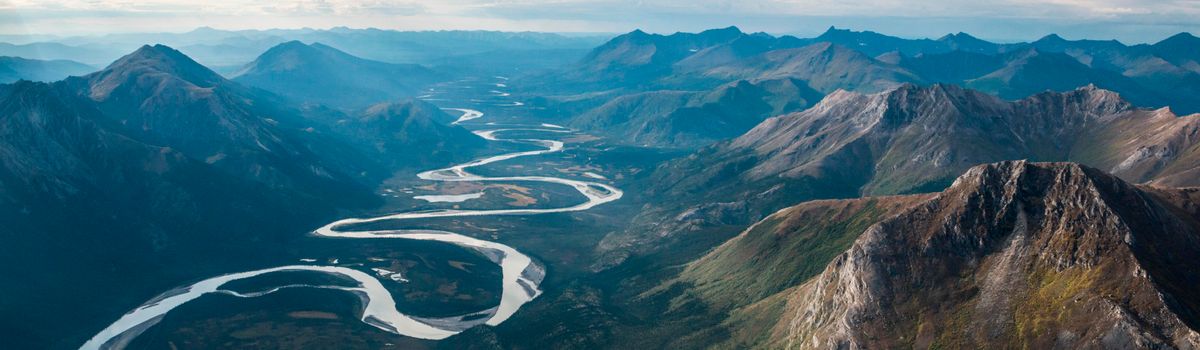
[[81, 84, 622, 349]]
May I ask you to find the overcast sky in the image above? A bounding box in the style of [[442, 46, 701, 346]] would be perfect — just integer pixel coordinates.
[[2, 0, 1198, 43]]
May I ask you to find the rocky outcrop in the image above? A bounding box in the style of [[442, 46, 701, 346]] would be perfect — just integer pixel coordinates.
[[605, 84, 1200, 269], [758, 161, 1200, 349]]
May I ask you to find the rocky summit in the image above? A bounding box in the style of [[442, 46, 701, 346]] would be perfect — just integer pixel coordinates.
[[709, 161, 1200, 348]]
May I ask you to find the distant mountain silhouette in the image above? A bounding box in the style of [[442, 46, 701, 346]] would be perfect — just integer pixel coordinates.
[[569, 78, 821, 148], [0, 56, 93, 83], [1151, 32, 1200, 70], [233, 41, 442, 109]]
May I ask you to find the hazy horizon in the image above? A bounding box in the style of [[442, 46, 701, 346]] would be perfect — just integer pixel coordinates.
[[2, 1, 1199, 44]]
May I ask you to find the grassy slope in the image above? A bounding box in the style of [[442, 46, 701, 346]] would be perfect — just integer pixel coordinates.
[[614, 194, 932, 348]]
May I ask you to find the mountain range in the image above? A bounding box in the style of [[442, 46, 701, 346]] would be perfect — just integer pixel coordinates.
[[486, 28, 1200, 349], [63, 44, 377, 197], [0, 44, 484, 347], [0, 27, 609, 73], [4, 25, 1200, 349], [597, 83, 1200, 268], [565, 26, 1199, 93], [536, 27, 1200, 150], [0, 56, 93, 83]]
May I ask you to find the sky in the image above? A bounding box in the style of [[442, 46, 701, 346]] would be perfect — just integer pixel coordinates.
[[1, 0, 1198, 43]]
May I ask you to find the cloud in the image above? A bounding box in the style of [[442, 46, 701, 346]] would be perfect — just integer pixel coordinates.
[[6, 0, 1193, 19], [0, 0, 1197, 42]]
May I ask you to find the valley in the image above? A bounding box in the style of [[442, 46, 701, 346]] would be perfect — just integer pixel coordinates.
[[1, 22, 1199, 350], [82, 78, 632, 349]]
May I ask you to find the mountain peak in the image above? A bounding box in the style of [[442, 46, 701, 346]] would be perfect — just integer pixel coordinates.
[[820, 26, 845, 36], [1075, 83, 1129, 105], [85, 44, 225, 101], [271, 40, 338, 53], [938, 31, 981, 41], [930, 161, 1137, 246], [793, 83, 980, 122], [689, 26, 745, 43], [1149, 32, 1200, 66], [125, 44, 181, 60], [949, 160, 1099, 194], [1020, 83, 1132, 115], [1164, 32, 1197, 41], [274, 40, 309, 49], [701, 26, 743, 36], [1036, 33, 1066, 43], [611, 29, 656, 44], [1153, 32, 1200, 49], [106, 44, 215, 77], [232, 41, 436, 109], [767, 159, 1200, 347], [817, 26, 886, 39], [235, 40, 351, 76], [254, 40, 321, 59], [186, 26, 222, 34], [885, 82, 973, 100]]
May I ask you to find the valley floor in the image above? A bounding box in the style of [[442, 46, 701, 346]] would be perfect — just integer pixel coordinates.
[[82, 77, 674, 349]]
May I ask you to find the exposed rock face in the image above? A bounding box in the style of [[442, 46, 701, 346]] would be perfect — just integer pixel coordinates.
[[725, 84, 1141, 192], [604, 84, 1200, 269], [1074, 106, 1200, 188], [760, 161, 1200, 349]]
